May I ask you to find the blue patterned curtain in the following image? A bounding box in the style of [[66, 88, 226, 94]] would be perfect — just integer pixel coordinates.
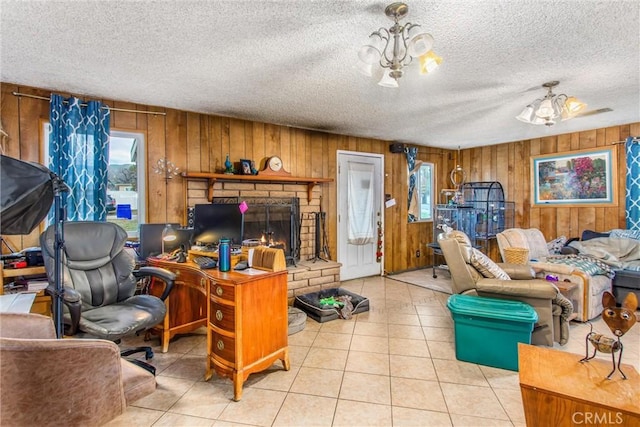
[[406, 147, 418, 222], [48, 94, 110, 221], [626, 136, 640, 230]]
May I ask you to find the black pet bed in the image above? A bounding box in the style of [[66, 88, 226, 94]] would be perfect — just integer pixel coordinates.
[[294, 288, 370, 323]]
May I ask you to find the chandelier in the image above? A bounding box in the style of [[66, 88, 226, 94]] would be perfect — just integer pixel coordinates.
[[357, 2, 442, 88], [516, 81, 587, 126]]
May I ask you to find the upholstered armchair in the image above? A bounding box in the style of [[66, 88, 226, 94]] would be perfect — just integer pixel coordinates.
[[496, 228, 612, 322], [0, 312, 155, 426], [438, 230, 572, 346]]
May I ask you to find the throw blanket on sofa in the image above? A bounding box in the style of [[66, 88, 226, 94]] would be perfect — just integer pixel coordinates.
[[546, 254, 616, 278], [568, 237, 640, 272]]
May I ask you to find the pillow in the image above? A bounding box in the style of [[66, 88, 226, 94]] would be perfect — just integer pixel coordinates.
[[581, 230, 610, 241], [469, 248, 511, 280], [547, 236, 567, 255]]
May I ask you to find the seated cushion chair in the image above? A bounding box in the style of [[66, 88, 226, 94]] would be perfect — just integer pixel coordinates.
[[438, 230, 572, 346], [39, 221, 175, 372], [0, 312, 155, 426], [496, 228, 612, 322]]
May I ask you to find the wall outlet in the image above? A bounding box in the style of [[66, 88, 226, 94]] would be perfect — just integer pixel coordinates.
[[416, 250, 420, 258]]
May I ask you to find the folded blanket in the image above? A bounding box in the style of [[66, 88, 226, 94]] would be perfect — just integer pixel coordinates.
[[610, 229, 640, 241], [546, 254, 616, 279]]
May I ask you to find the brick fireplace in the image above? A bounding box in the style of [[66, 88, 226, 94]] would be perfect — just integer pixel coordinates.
[[185, 179, 340, 300], [212, 196, 300, 264]]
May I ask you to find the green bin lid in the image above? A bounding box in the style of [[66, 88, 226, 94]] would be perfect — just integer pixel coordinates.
[[446, 294, 538, 323]]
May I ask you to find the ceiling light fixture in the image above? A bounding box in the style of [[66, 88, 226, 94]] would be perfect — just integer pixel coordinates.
[[358, 2, 441, 87], [516, 81, 587, 126]]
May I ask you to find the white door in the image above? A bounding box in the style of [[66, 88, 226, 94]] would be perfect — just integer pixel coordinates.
[[337, 151, 384, 280]]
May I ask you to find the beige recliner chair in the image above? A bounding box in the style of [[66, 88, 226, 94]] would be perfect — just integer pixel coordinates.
[[0, 312, 156, 426], [496, 228, 612, 322], [438, 230, 572, 346]]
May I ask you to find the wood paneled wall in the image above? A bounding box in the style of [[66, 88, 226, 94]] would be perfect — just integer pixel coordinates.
[[0, 83, 450, 273], [1, 83, 634, 269], [458, 123, 639, 260]]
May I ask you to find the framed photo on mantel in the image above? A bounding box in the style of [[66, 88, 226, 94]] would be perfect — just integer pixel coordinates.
[[240, 159, 254, 175], [531, 147, 617, 207]]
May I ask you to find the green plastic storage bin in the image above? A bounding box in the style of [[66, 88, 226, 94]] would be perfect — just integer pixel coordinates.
[[446, 294, 538, 371]]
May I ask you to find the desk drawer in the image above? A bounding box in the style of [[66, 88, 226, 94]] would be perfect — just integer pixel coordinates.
[[211, 282, 234, 301], [209, 299, 235, 332], [174, 270, 207, 291], [210, 331, 235, 363]]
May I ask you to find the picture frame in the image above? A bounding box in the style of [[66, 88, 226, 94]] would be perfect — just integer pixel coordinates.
[[531, 147, 618, 207], [240, 159, 254, 175]]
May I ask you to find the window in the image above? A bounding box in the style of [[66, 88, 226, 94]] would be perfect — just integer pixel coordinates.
[[108, 131, 146, 237], [42, 124, 146, 237], [416, 162, 434, 221]]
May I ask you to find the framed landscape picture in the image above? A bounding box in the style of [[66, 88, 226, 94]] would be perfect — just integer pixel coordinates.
[[531, 147, 617, 207]]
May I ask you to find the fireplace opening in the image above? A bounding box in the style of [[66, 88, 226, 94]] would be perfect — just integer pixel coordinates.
[[212, 197, 300, 263]]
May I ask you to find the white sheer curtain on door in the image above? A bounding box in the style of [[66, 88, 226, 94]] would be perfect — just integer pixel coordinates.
[[347, 161, 375, 245]]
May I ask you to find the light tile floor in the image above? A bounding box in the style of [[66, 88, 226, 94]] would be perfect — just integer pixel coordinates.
[[108, 275, 640, 427]]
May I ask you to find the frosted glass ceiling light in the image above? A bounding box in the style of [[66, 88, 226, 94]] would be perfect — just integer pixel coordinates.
[[358, 2, 441, 87], [378, 71, 399, 88], [516, 81, 587, 127], [418, 50, 443, 74], [562, 96, 587, 121]]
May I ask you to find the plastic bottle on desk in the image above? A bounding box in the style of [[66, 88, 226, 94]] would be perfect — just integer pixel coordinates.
[[218, 239, 231, 272]]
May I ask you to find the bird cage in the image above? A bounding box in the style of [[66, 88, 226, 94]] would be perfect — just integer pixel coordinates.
[[434, 204, 478, 243], [460, 181, 514, 240]]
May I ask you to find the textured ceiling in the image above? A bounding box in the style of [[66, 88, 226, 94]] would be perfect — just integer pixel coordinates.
[[1, 1, 639, 149]]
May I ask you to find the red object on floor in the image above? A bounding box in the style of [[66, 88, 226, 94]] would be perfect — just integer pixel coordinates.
[[10, 260, 27, 268]]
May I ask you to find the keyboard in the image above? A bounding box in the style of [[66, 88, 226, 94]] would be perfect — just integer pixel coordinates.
[[192, 256, 217, 269]]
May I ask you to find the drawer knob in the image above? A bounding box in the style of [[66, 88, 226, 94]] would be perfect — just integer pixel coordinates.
[[216, 286, 223, 296], [215, 310, 223, 321], [217, 340, 224, 350], [200, 278, 206, 287]]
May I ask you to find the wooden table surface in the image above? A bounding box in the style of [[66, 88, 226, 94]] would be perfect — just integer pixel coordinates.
[[518, 343, 640, 426]]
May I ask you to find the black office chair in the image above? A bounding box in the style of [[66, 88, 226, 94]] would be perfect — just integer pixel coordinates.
[[40, 221, 175, 374]]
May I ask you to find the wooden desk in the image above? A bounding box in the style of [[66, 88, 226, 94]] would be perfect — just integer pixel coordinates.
[[146, 258, 209, 352], [518, 343, 640, 427], [147, 259, 289, 401], [0, 264, 51, 316]]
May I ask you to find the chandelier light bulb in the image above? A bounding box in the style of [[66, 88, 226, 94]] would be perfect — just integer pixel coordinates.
[[536, 99, 555, 119], [358, 45, 382, 65], [419, 50, 443, 74], [563, 96, 587, 118], [378, 71, 399, 88], [407, 32, 434, 57]]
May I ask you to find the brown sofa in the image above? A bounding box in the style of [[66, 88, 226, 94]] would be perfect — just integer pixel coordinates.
[[0, 312, 156, 426]]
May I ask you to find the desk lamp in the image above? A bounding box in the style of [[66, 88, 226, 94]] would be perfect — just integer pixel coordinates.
[[161, 224, 177, 254]]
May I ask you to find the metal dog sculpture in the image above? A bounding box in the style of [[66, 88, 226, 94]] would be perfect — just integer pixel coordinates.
[[580, 291, 638, 379]]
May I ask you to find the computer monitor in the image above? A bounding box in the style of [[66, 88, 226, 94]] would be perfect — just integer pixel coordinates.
[[138, 223, 191, 259], [192, 203, 244, 247]]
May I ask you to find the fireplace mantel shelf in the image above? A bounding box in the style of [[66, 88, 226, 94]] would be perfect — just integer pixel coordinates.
[[182, 172, 333, 202]]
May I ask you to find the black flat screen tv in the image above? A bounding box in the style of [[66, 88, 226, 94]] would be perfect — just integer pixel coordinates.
[[192, 203, 244, 247]]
